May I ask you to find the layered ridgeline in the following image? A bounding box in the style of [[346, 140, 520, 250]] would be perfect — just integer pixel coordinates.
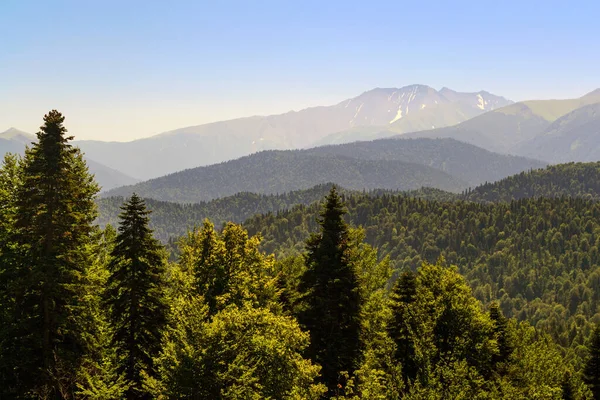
[[515, 102, 600, 163], [402, 89, 600, 157], [103, 138, 544, 203], [98, 161, 600, 243], [0, 128, 139, 191], [74, 85, 511, 180]]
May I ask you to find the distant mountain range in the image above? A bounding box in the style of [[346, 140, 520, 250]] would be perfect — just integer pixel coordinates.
[[70, 85, 512, 180], [514, 102, 600, 163], [402, 89, 600, 157], [0, 128, 139, 191], [102, 138, 545, 203]]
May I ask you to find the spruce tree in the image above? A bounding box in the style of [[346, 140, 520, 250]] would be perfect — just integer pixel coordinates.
[[489, 301, 513, 375], [104, 194, 167, 399], [0, 111, 99, 398], [388, 270, 419, 385], [297, 186, 362, 396], [561, 371, 575, 400], [585, 324, 600, 399]]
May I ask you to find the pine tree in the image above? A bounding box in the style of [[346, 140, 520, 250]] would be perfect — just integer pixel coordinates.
[[0, 111, 99, 398], [104, 194, 167, 399], [297, 186, 362, 396], [561, 371, 575, 400], [489, 301, 513, 375], [388, 270, 419, 385], [585, 324, 600, 400]]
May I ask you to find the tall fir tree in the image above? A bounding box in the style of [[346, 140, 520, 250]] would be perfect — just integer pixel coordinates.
[[297, 186, 362, 397], [104, 194, 167, 399], [585, 324, 600, 400], [388, 270, 419, 386], [489, 301, 514, 375], [0, 111, 99, 398]]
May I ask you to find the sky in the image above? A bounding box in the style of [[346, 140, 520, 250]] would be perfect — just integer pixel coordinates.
[[1, 0, 599, 141]]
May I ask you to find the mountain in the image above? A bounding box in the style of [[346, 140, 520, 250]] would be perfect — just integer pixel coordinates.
[[312, 87, 512, 146], [0, 128, 139, 191], [304, 138, 546, 186], [513, 103, 600, 163], [75, 85, 511, 180], [99, 161, 600, 243], [0, 127, 36, 144], [402, 89, 600, 154], [102, 137, 544, 203], [102, 150, 468, 203]]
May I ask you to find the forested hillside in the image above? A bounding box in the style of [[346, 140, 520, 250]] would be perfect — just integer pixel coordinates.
[[306, 137, 546, 186], [4, 111, 600, 399], [103, 150, 468, 202], [97, 184, 338, 241], [244, 194, 600, 357], [103, 138, 544, 203], [465, 162, 600, 202]]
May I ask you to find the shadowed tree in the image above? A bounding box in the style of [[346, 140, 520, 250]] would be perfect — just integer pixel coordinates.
[[585, 324, 600, 399], [104, 194, 167, 399], [389, 270, 419, 386], [0, 111, 99, 398], [297, 186, 362, 397]]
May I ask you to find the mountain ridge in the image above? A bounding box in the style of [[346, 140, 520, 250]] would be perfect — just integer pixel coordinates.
[[102, 137, 545, 203], [71, 85, 512, 179]]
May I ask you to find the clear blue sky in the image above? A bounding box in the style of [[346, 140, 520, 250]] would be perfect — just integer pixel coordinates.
[[2, 0, 599, 141]]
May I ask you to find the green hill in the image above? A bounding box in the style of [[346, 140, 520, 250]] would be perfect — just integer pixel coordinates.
[[97, 184, 338, 242], [103, 138, 544, 203], [464, 162, 600, 203], [102, 150, 468, 203], [243, 193, 600, 354]]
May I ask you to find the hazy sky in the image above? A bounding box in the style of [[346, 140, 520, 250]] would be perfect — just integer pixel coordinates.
[[2, 0, 599, 141]]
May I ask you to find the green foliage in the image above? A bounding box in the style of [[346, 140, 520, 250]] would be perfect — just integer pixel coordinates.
[[154, 300, 326, 399], [584, 324, 600, 399], [295, 187, 363, 396], [104, 194, 168, 398], [0, 110, 99, 398], [244, 193, 600, 361], [465, 162, 600, 203], [178, 220, 279, 315]]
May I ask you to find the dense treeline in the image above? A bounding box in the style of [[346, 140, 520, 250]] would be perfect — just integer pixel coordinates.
[[244, 193, 600, 364], [103, 150, 467, 203], [464, 162, 600, 203], [1, 111, 600, 399], [97, 184, 339, 242]]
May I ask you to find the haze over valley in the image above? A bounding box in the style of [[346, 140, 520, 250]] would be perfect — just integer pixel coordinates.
[[4, 1, 600, 398]]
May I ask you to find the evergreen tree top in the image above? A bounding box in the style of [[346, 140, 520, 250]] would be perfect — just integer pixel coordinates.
[[318, 185, 348, 234]]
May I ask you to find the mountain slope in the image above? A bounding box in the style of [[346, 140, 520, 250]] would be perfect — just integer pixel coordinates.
[[75, 85, 511, 180], [403, 89, 600, 154], [0, 128, 139, 191], [513, 103, 600, 163], [103, 150, 468, 203], [313, 87, 511, 146], [304, 138, 546, 186], [102, 137, 545, 203], [464, 162, 600, 203], [97, 184, 339, 241]]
